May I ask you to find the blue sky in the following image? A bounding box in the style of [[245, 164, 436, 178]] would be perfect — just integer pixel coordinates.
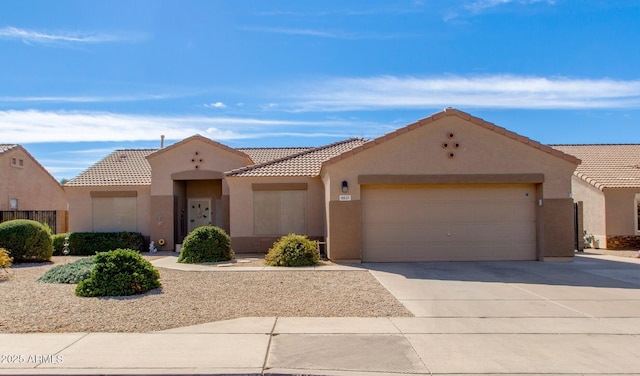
[[1, 0, 639, 181]]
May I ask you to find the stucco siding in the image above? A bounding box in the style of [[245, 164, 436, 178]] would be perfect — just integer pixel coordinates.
[[65, 185, 150, 236], [570, 177, 606, 247], [321, 114, 578, 261], [147, 138, 249, 196], [0, 148, 67, 212], [323, 116, 575, 201], [227, 176, 325, 252], [1, 147, 68, 233], [604, 187, 640, 236]]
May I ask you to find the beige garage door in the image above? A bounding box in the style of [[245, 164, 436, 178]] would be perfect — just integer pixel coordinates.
[[361, 184, 537, 262]]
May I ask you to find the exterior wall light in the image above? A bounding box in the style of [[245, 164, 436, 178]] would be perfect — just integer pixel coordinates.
[[341, 180, 349, 193]]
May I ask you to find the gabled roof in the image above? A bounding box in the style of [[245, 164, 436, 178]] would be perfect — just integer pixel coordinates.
[[238, 147, 311, 165], [227, 138, 367, 177], [0, 144, 65, 190], [551, 144, 640, 189], [64, 144, 336, 186], [323, 108, 581, 168], [146, 134, 253, 164], [0, 144, 19, 155], [65, 149, 157, 187]]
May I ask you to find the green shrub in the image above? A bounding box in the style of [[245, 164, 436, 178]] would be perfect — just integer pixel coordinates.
[[0, 247, 12, 280], [42, 222, 52, 236], [75, 249, 161, 297], [178, 226, 234, 264], [0, 219, 53, 263], [38, 257, 96, 284], [265, 234, 319, 267], [55, 232, 145, 256], [51, 233, 68, 255]]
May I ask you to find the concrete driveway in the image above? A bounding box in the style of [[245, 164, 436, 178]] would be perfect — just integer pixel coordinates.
[[365, 253, 640, 374]]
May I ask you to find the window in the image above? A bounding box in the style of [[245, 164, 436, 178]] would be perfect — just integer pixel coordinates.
[[92, 197, 137, 232], [9, 199, 18, 210], [253, 190, 306, 235], [10, 158, 24, 168]]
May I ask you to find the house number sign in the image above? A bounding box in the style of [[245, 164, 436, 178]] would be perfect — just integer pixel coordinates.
[[339, 195, 351, 201]]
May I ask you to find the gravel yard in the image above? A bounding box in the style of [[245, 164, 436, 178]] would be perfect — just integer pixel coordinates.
[[580, 248, 640, 258], [0, 255, 411, 333]]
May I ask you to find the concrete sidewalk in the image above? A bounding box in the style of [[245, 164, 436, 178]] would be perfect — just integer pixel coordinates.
[[2, 254, 640, 375]]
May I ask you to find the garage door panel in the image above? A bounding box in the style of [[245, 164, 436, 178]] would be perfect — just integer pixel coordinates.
[[362, 184, 537, 262]]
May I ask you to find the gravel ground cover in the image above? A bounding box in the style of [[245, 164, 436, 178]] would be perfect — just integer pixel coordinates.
[[581, 248, 640, 258], [0, 255, 411, 333]]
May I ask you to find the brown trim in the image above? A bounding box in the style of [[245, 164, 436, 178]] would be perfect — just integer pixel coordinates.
[[358, 174, 545, 185], [252, 183, 308, 191], [171, 170, 224, 180], [90, 191, 137, 198]]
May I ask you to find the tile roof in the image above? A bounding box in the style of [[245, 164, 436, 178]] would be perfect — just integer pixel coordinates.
[[64, 145, 331, 186], [65, 149, 157, 187], [238, 147, 311, 165], [551, 144, 640, 189], [147, 134, 253, 163], [0, 144, 18, 155], [227, 138, 368, 177], [323, 108, 581, 167]]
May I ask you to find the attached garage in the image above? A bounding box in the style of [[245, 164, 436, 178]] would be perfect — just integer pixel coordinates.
[[322, 108, 580, 262], [361, 184, 537, 262]]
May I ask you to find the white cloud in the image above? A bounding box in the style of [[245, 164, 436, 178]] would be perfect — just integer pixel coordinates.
[[204, 102, 227, 109], [286, 75, 640, 112], [466, 0, 555, 12], [0, 93, 177, 103], [444, 0, 555, 21], [238, 26, 416, 40], [0, 110, 359, 143], [0, 26, 146, 45]]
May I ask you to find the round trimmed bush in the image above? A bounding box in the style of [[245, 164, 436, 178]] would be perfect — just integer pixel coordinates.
[[75, 249, 161, 297], [0, 219, 53, 263], [178, 226, 234, 264], [265, 234, 319, 267]]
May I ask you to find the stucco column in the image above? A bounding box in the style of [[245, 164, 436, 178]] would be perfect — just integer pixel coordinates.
[[327, 200, 361, 261], [150, 195, 174, 251]]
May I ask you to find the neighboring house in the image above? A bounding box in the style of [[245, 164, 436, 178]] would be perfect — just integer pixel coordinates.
[[552, 144, 640, 249], [0, 144, 68, 233], [64, 108, 580, 261]]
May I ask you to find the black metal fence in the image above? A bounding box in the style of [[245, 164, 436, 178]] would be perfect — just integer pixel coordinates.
[[0, 210, 57, 233]]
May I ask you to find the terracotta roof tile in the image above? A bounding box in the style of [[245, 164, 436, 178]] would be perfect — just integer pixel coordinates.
[[65, 149, 157, 187], [0, 144, 18, 155], [64, 146, 328, 186], [238, 147, 311, 165], [551, 144, 640, 189], [227, 138, 367, 177]]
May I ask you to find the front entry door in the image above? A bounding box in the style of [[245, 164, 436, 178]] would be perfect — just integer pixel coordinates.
[[188, 198, 211, 233]]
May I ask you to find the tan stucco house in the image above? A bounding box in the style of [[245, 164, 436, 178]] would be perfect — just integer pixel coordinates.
[[0, 144, 68, 233], [64, 108, 580, 261], [552, 144, 640, 250]]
